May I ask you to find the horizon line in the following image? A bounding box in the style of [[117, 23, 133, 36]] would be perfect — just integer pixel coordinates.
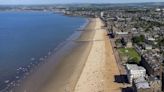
[[0, 1, 164, 6]]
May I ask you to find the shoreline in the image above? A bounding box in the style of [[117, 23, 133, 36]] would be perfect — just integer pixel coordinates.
[[1, 15, 88, 92], [3, 16, 122, 92], [3, 16, 123, 92], [10, 18, 96, 92]]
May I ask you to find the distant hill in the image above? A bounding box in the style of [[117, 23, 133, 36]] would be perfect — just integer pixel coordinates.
[[1, 2, 164, 9], [58, 2, 164, 8]]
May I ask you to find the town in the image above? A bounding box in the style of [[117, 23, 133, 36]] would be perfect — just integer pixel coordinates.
[[63, 4, 164, 92]]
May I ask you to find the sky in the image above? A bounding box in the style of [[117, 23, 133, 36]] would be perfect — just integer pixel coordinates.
[[0, 0, 164, 5]]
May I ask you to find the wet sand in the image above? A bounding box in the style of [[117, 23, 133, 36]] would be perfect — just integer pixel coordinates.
[[14, 18, 97, 92]]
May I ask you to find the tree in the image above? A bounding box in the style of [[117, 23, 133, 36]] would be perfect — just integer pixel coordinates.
[[121, 37, 127, 46], [127, 57, 140, 65], [132, 35, 145, 44], [140, 35, 145, 42], [158, 38, 164, 46]]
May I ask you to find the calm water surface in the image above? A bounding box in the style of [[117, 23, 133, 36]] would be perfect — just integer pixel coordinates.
[[0, 11, 85, 90]]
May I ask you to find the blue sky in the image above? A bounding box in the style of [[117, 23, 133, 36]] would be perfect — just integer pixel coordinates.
[[0, 0, 164, 5]]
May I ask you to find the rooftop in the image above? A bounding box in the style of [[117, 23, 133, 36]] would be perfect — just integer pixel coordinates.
[[134, 77, 150, 89], [126, 64, 145, 71]]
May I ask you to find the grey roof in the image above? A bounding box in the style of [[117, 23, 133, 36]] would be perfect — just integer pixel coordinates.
[[134, 77, 150, 89], [136, 82, 150, 89], [142, 50, 162, 71]]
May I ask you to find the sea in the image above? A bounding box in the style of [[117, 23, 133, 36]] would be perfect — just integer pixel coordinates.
[[0, 11, 86, 91]]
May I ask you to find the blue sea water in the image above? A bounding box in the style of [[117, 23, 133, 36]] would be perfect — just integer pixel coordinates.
[[0, 11, 85, 90]]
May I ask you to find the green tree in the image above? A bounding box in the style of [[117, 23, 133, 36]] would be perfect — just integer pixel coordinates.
[[132, 35, 145, 44], [158, 38, 164, 46], [127, 57, 140, 65]]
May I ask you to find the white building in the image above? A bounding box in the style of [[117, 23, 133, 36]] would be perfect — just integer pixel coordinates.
[[115, 31, 128, 35], [100, 12, 104, 18], [126, 64, 146, 83], [148, 37, 155, 41], [145, 44, 152, 50], [155, 8, 161, 12]]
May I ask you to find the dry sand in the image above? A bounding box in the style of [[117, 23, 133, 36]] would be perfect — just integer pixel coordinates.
[[74, 18, 123, 92]]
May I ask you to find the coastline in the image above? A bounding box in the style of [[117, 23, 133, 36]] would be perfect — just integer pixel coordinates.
[[11, 18, 95, 92], [5, 16, 123, 92]]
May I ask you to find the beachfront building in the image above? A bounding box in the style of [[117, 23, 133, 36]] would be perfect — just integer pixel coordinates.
[[133, 77, 152, 92], [141, 50, 162, 77], [126, 64, 146, 83]]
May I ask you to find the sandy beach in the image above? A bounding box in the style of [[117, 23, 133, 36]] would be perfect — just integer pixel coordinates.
[[14, 18, 122, 92], [74, 18, 123, 92]]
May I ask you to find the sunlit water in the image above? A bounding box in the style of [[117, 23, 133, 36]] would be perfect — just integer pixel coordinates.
[[0, 11, 85, 90]]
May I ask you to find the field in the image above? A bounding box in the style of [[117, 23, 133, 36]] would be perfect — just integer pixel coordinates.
[[118, 48, 141, 64]]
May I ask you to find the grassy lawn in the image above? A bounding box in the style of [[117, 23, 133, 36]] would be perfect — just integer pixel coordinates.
[[118, 48, 141, 64]]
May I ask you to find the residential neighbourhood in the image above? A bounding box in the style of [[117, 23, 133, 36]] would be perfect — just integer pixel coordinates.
[[64, 5, 164, 92]]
